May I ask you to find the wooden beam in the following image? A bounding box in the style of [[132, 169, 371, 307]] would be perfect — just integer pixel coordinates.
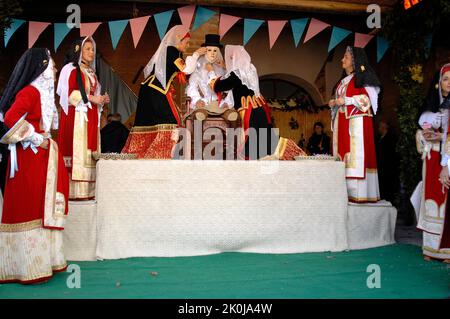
[[117, 0, 394, 14]]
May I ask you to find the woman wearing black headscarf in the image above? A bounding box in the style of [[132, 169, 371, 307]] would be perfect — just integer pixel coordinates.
[[0, 48, 69, 284], [328, 46, 381, 203], [56, 36, 109, 200]]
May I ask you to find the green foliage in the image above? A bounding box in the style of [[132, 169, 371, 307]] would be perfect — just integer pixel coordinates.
[[382, 0, 450, 209], [0, 0, 22, 34]]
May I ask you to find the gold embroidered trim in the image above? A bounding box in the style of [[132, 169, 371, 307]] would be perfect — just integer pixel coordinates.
[[131, 124, 178, 133], [0, 118, 32, 144], [146, 72, 178, 95], [174, 58, 185, 71], [0, 219, 42, 232]]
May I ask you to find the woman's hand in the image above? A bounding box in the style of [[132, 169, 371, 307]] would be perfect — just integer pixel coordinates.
[[336, 97, 345, 106], [196, 100, 206, 108], [422, 129, 442, 142], [39, 139, 49, 150], [439, 166, 450, 189], [89, 95, 105, 105], [195, 47, 207, 56]]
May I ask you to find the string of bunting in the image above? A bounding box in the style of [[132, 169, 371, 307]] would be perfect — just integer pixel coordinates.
[[4, 4, 391, 62]]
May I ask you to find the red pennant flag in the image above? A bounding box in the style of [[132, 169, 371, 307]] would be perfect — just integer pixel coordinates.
[[130, 16, 150, 48], [268, 20, 287, 49], [303, 18, 330, 43], [80, 22, 102, 37], [219, 14, 241, 39], [178, 5, 196, 29], [28, 21, 51, 48]]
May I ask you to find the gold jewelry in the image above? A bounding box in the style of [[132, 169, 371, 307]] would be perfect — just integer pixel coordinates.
[[75, 44, 80, 52], [360, 65, 365, 71]]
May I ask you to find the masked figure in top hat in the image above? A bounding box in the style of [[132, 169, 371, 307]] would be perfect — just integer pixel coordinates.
[[56, 36, 109, 200], [121, 25, 205, 159], [208, 45, 306, 160], [0, 48, 69, 284], [329, 46, 381, 203], [186, 34, 238, 123], [414, 63, 450, 262]]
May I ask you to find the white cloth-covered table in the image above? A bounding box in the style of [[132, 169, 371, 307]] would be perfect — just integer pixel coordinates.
[[63, 159, 397, 261], [96, 159, 349, 259]]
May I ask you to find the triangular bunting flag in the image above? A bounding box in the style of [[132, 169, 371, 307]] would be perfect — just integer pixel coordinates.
[[328, 26, 351, 52], [219, 14, 241, 39], [354, 33, 374, 48], [303, 18, 330, 43], [154, 10, 174, 40], [192, 6, 216, 31], [4, 18, 25, 47], [54, 23, 72, 52], [80, 22, 102, 37], [290, 18, 308, 47], [129, 16, 150, 49], [268, 20, 287, 49], [108, 19, 129, 50], [29, 21, 51, 48], [377, 36, 390, 63], [243, 19, 264, 46], [177, 5, 196, 29]]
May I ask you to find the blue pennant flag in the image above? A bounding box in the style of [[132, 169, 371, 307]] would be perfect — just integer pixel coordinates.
[[109, 19, 129, 50], [4, 18, 26, 47], [290, 18, 308, 47], [243, 19, 264, 46], [328, 26, 352, 52], [377, 36, 390, 63], [54, 23, 72, 52], [192, 7, 216, 31], [154, 10, 174, 40]]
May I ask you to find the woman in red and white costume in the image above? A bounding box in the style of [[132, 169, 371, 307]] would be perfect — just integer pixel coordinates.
[[57, 36, 109, 200], [415, 63, 450, 262], [329, 46, 381, 203], [0, 48, 69, 284]]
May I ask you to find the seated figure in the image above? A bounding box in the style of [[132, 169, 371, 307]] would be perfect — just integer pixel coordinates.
[[186, 34, 238, 123]]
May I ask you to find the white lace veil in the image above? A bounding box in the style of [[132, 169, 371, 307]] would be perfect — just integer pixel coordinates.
[[143, 25, 190, 89], [31, 54, 58, 132], [224, 45, 261, 97]]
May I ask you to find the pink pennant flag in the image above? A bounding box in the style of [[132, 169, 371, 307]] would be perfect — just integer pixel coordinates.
[[28, 21, 50, 48], [354, 33, 374, 48], [80, 22, 102, 37], [178, 5, 196, 29], [219, 14, 241, 39], [268, 20, 287, 49], [130, 15, 150, 48], [303, 18, 330, 43]]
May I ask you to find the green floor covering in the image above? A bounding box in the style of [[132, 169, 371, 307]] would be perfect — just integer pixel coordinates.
[[1, 244, 449, 299]]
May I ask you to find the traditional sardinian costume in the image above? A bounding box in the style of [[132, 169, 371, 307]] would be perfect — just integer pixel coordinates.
[[121, 25, 199, 159], [332, 46, 381, 203], [0, 48, 69, 284], [57, 37, 102, 200], [186, 34, 237, 122], [210, 45, 305, 160], [413, 64, 450, 261]]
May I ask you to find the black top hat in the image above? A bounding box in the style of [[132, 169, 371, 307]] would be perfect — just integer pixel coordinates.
[[201, 34, 223, 48]]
